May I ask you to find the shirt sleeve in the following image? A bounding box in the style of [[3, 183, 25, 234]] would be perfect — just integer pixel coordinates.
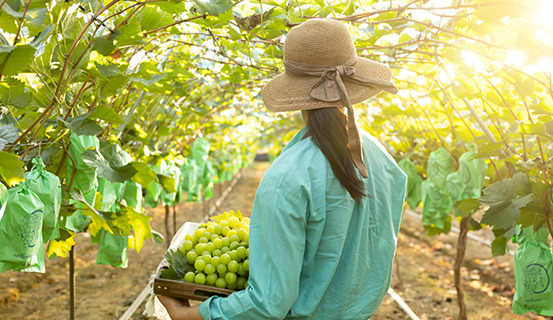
[[199, 185, 307, 320]]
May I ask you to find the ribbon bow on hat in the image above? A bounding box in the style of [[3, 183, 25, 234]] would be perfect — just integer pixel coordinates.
[[283, 51, 398, 179]]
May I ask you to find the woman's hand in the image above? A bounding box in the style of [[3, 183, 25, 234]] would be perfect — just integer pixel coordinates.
[[156, 295, 203, 320]]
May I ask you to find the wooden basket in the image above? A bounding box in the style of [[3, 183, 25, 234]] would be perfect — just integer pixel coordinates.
[[153, 268, 238, 301]]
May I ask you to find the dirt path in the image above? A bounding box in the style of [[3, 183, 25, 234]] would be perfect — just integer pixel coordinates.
[[0, 161, 545, 320]]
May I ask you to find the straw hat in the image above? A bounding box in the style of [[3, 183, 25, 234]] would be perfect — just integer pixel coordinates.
[[262, 19, 396, 112]]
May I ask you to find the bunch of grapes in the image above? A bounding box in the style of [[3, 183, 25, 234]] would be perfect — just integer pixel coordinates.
[[180, 211, 250, 290]]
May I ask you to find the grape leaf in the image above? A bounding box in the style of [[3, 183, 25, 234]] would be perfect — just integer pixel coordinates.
[[61, 114, 103, 136], [0, 151, 25, 186], [0, 124, 19, 151], [0, 76, 31, 108], [157, 173, 176, 193], [130, 162, 158, 188], [479, 173, 533, 229], [81, 149, 138, 183], [0, 45, 37, 76], [46, 229, 76, 258], [87, 106, 124, 125], [162, 248, 194, 280], [124, 206, 153, 253], [190, 0, 233, 16]]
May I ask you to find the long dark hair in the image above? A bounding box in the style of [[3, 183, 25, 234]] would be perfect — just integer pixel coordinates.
[[303, 107, 366, 203]]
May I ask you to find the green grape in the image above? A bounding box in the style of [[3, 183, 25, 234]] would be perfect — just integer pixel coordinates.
[[237, 229, 247, 241], [182, 240, 193, 251], [228, 217, 239, 228], [195, 273, 206, 285], [205, 242, 216, 253], [186, 251, 199, 264], [244, 233, 249, 244], [207, 225, 215, 234], [225, 272, 237, 285], [210, 234, 219, 241], [229, 250, 238, 261], [246, 248, 249, 258], [237, 263, 247, 276], [221, 246, 230, 254], [194, 228, 205, 239], [242, 217, 250, 224], [194, 259, 206, 271], [216, 264, 227, 274], [244, 280, 248, 288], [227, 260, 239, 273], [212, 238, 223, 249], [201, 255, 212, 264], [185, 234, 196, 243], [215, 278, 227, 288], [243, 259, 249, 271], [236, 246, 247, 259], [222, 226, 230, 236], [227, 281, 238, 290], [184, 272, 195, 283], [219, 220, 229, 228], [220, 253, 231, 265], [202, 251, 212, 257], [195, 243, 206, 254], [229, 241, 240, 250], [198, 236, 208, 244], [211, 256, 221, 267], [214, 224, 222, 235], [204, 264, 216, 274], [227, 229, 238, 238], [206, 273, 218, 285], [202, 231, 211, 239], [229, 235, 240, 243], [236, 277, 246, 290], [212, 249, 222, 257], [221, 237, 230, 247]]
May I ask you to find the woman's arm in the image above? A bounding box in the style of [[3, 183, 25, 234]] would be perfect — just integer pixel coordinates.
[[157, 295, 203, 320]]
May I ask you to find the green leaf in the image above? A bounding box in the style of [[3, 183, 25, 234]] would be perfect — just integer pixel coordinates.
[[124, 206, 153, 252], [0, 76, 31, 108], [152, 229, 164, 244], [61, 114, 103, 136], [0, 151, 25, 186], [87, 106, 124, 125], [0, 45, 37, 76], [491, 235, 509, 257], [46, 229, 76, 258], [91, 32, 119, 56], [163, 248, 194, 280], [154, 1, 186, 14], [0, 124, 19, 150], [94, 61, 122, 78], [190, 0, 233, 15], [130, 162, 157, 187], [157, 173, 176, 193], [139, 6, 175, 32], [454, 198, 481, 213], [479, 173, 533, 229], [474, 141, 504, 158], [81, 149, 138, 183], [24, 8, 47, 37]]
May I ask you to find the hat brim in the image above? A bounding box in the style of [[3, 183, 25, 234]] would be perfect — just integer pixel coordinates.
[[261, 57, 393, 112]]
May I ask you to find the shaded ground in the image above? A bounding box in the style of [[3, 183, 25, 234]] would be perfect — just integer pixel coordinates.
[[0, 161, 548, 320]]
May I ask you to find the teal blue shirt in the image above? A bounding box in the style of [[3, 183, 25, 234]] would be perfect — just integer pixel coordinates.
[[199, 127, 407, 320]]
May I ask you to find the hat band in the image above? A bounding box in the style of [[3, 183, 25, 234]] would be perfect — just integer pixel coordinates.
[[283, 51, 398, 179]]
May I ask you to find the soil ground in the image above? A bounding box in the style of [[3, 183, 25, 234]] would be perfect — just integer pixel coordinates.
[[0, 161, 550, 320]]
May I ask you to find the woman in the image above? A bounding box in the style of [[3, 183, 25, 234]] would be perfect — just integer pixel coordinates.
[[158, 18, 407, 320]]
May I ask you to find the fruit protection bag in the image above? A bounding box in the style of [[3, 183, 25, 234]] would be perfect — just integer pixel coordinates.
[[0, 183, 45, 273], [66, 133, 99, 195], [25, 158, 62, 243], [62, 183, 97, 233], [513, 226, 553, 316], [161, 161, 181, 206], [398, 158, 422, 210], [456, 145, 487, 198], [96, 177, 128, 268], [421, 148, 455, 229], [145, 160, 166, 208], [121, 181, 143, 211]]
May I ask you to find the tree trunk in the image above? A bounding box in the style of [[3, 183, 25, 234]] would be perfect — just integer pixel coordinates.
[[69, 245, 76, 320], [165, 205, 171, 247], [454, 217, 470, 320]]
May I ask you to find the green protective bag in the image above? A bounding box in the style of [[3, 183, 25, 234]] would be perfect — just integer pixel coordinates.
[[62, 183, 97, 233], [178, 158, 196, 194], [121, 181, 143, 211], [398, 158, 423, 210], [25, 158, 62, 243], [161, 161, 181, 206], [0, 183, 45, 273], [96, 229, 128, 268], [421, 179, 451, 229], [513, 226, 553, 316], [202, 160, 215, 201], [458, 145, 488, 198], [426, 147, 456, 192], [97, 177, 117, 211], [446, 171, 463, 204], [66, 133, 99, 195]]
